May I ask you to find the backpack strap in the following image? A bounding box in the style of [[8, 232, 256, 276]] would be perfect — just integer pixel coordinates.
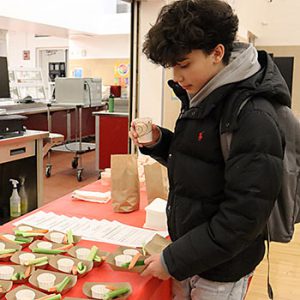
[[220, 97, 251, 161]]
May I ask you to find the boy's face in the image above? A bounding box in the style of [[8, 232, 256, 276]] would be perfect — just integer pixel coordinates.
[[173, 47, 225, 95]]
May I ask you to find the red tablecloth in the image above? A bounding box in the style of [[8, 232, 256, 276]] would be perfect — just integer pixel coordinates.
[[0, 180, 171, 299]]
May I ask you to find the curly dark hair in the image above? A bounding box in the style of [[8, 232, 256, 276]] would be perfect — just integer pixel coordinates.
[[143, 0, 239, 67]]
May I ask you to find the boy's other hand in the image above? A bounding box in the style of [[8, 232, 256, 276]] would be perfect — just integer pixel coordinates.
[[129, 122, 160, 148], [141, 254, 170, 280]]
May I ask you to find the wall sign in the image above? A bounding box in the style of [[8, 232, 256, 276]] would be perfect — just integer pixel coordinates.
[[23, 50, 30, 60]]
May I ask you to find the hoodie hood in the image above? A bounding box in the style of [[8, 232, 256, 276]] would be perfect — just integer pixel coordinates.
[[190, 42, 261, 107]]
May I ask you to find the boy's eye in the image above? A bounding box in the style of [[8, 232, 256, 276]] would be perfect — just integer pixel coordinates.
[[180, 63, 189, 69]]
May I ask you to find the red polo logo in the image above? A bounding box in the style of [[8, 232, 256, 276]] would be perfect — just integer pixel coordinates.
[[198, 131, 204, 141]]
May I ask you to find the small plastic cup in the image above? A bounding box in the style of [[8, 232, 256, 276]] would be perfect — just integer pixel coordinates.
[[114, 254, 132, 267], [132, 117, 153, 143], [0, 266, 14, 280], [37, 273, 56, 290], [123, 249, 140, 256], [0, 242, 5, 250], [101, 171, 111, 186], [37, 241, 53, 249], [19, 253, 36, 265], [18, 225, 33, 232], [91, 284, 111, 299], [57, 258, 74, 273], [75, 248, 91, 260], [15, 289, 36, 300], [49, 232, 65, 243]]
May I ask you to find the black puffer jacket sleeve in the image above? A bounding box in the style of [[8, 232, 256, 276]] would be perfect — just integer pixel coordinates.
[[139, 126, 174, 167], [163, 101, 284, 280]]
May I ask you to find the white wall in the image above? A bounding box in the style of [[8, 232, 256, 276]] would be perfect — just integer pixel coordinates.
[[69, 34, 130, 59], [7, 31, 68, 68], [0, 0, 130, 35], [139, 2, 165, 126], [6, 30, 130, 68]]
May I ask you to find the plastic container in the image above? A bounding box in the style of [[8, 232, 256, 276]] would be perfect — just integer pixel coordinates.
[[75, 248, 91, 260], [37, 273, 56, 290], [9, 179, 21, 218], [15, 289, 35, 300], [91, 284, 110, 299], [123, 249, 140, 256], [101, 171, 111, 186], [0, 266, 14, 280], [49, 232, 65, 243], [19, 253, 36, 265], [57, 258, 74, 273], [37, 241, 53, 249], [108, 94, 115, 112], [19, 177, 29, 215], [114, 254, 132, 267]]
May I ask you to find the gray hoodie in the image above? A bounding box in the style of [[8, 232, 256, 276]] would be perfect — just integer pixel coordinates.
[[190, 42, 261, 107]]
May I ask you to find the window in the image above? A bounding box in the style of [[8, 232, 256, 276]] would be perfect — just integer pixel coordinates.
[[116, 0, 130, 14]]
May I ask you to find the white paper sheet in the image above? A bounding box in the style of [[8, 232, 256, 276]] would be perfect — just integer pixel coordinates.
[[13, 211, 168, 247]]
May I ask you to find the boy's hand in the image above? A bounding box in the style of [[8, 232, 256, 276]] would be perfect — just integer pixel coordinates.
[[129, 122, 160, 148], [140, 254, 170, 280]]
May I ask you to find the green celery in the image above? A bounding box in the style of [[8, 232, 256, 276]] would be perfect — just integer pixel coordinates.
[[25, 256, 48, 266], [53, 276, 71, 293], [32, 248, 65, 254], [86, 246, 98, 261], [66, 230, 74, 244], [103, 287, 130, 300], [0, 249, 17, 255]]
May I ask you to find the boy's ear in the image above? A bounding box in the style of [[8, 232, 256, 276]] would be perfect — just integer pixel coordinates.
[[212, 44, 225, 64]]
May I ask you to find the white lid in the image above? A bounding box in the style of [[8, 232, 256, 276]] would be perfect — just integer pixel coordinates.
[[145, 198, 167, 213]]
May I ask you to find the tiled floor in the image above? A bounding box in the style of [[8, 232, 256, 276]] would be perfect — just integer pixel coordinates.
[[43, 149, 99, 205]]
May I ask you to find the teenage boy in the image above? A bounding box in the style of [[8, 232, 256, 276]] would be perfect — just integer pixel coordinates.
[[130, 0, 289, 299]]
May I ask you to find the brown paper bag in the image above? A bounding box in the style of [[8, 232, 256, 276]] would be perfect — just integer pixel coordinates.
[[144, 162, 169, 203], [111, 154, 140, 212]]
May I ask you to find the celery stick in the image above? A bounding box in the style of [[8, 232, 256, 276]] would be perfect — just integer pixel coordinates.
[[94, 255, 102, 262], [15, 236, 32, 243], [11, 272, 24, 280], [121, 260, 145, 268], [66, 230, 74, 244], [25, 256, 48, 266], [32, 248, 65, 254], [14, 230, 44, 237], [0, 249, 17, 254], [77, 262, 87, 274], [103, 287, 130, 300], [87, 246, 98, 261], [54, 276, 71, 293], [47, 295, 62, 300]]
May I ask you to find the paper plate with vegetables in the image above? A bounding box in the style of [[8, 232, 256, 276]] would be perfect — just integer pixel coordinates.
[[5, 284, 62, 300], [0, 264, 34, 283], [29, 269, 77, 294], [0, 239, 21, 261], [14, 225, 48, 240], [0, 280, 13, 298], [83, 282, 132, 300], [45, 230, 81, 245], [106, 246, 147, 273], [10, 251, 50, 268], [0, 232, 34, 248], [67, 245, 109, 267], [29, 240, 74, 255], [48, 254, 93, 277]]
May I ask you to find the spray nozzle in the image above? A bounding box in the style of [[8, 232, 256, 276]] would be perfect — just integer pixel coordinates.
[[10, 179, 19, 188]]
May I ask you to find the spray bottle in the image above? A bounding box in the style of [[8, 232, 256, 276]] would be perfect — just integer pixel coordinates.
[[19, 177, 28, 215], [9, 179, 21, 218]]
